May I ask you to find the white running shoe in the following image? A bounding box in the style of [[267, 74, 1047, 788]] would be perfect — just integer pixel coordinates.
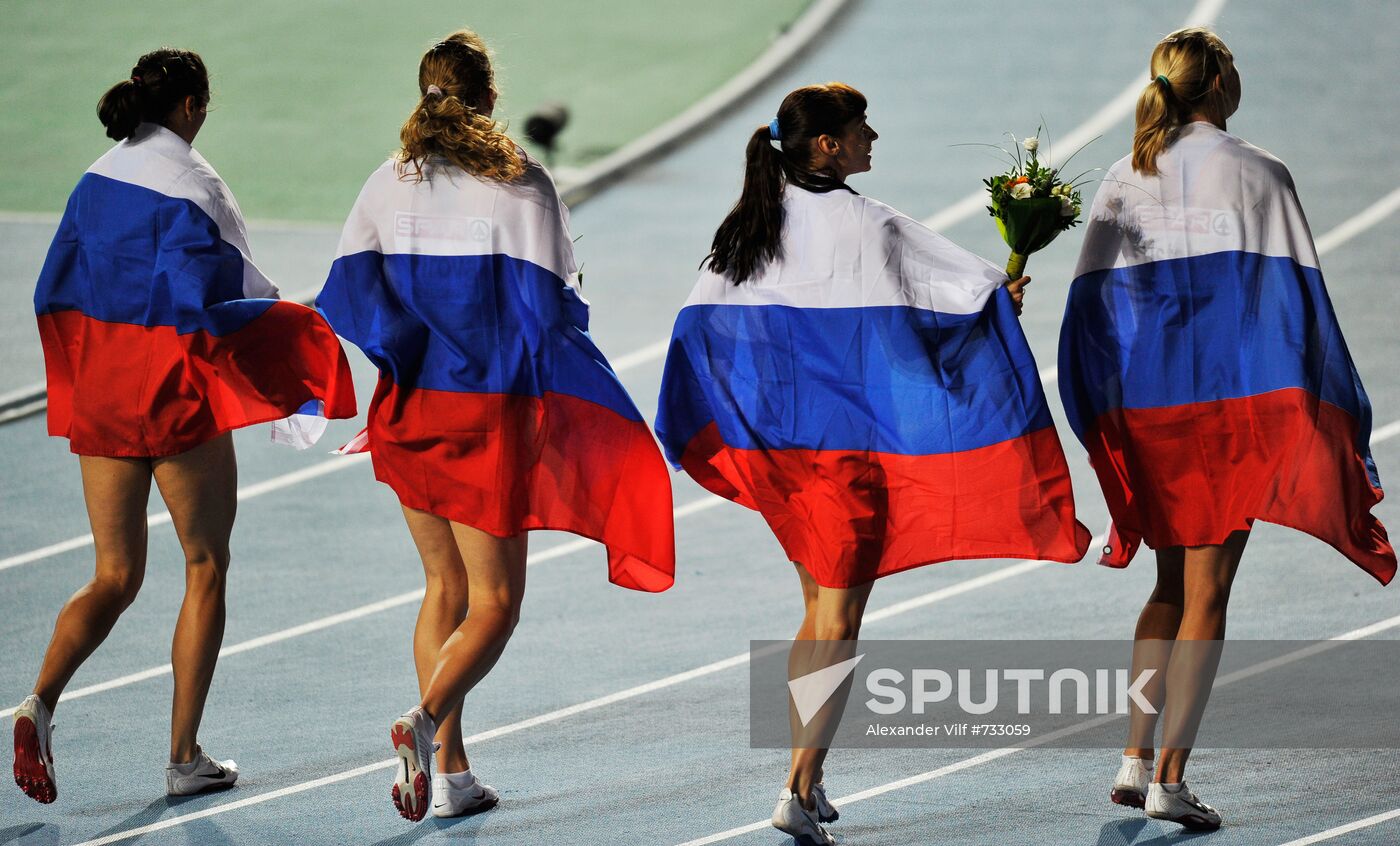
[[390, 707, 437, 821], [165, 746, 239, 796], [431, 769, 499, 818], [13, 695, 57, 804], [771, 788, 836, 846], [1110, 756, 1152, 808], [812, 781, 839, 823], [1145, 781, 1222, 830]]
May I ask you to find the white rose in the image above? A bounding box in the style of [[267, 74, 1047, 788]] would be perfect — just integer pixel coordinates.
[[1011, 182, 1034, 200], [1023, 137, 1039, 153], [1059, 194, 1076, 216]]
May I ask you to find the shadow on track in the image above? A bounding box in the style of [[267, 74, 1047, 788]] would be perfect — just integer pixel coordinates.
[[1097, 817, 1219, 845], [0, 823, 57, 846], [371, 813, 490, 846]]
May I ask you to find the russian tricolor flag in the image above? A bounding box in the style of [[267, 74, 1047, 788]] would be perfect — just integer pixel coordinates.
[[657, 187, 1091, 588], [1059, 123, 1395, 583], [317, 159, 674, 592], [34, 124, 356, 457]]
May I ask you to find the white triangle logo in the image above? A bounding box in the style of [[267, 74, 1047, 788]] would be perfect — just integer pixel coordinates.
[[788, 654, 865, 726]]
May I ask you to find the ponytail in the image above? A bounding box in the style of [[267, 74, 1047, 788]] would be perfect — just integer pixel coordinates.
[[1131, 26, 1237, 176], [397, 29, 524, 183], [705, 82, 867, 284], [97, 78, 145, 142], [1131, 77, 1178, 176], [705, 126, 789, 284], [97, 48, 208, 142], [398, 88, 523, 183]]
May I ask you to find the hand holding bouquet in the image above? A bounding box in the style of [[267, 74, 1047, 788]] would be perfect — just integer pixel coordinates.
[[983, 131, 1090, 278]]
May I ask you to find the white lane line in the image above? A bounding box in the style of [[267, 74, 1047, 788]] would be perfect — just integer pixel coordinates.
[[919, 0, 1227, 233], [63, 549, 1082, 846], [1316, 185, 1400, 256], [0, 496, 730, 721], [1276, 808, 1400, 846], [0, 587, 419, 720], [607, 338, 671, 372], [675, 611, 1400, 846], [0, 454, 372, 572], [1372, 419, 1400, 448], [0, 381, 46, 405]]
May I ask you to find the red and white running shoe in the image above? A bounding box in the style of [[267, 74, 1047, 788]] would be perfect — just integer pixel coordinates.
[[1110, 755, 1152, 808], [390, 707, 437, 821], [13, 694, 57, 804]]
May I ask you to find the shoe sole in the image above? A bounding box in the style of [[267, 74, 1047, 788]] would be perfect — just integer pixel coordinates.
[[1146, 809, 1221, 831], [390, 718, 430, 822], [13, 715, 56, 804], [1110, 787, 1146, 809]]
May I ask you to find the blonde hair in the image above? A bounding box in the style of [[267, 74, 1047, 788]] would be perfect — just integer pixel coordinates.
[[397, 29, 524, 183], [1131, 27, 1237, 176]]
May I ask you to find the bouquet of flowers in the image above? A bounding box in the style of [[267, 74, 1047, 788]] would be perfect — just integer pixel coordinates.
[[983, 130, 1089, 278]]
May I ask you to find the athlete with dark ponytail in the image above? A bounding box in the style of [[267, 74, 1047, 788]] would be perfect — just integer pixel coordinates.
[[13, 48, 355, 804], [659, 83, 1087, 845]]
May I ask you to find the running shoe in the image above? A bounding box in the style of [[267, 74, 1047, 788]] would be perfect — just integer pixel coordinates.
[[1110, 755, 1152, 808], [390, 706, 436, 821], [1145, 781, 1222, 830], [812, 781, 839, 823], [431, 768, 499, 818], [165, 747, 239, 795], [771, 787, 835, 846], [13, 695, 56, 804]]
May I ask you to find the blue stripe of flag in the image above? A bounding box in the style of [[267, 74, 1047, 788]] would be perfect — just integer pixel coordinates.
[[1060, 250, 1371, 437], [656, 287, 1051, 459], [318, 250, 643, 423], [33, 173, 272, 335]]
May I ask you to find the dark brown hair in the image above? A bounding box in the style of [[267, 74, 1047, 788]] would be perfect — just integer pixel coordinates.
[[705, 83, 867, 284], [97, 48, 209, 141], [397, 29, 524, 182]]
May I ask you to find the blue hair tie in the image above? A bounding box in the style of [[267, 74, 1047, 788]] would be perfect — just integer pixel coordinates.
[[768, 117, 781, 141]]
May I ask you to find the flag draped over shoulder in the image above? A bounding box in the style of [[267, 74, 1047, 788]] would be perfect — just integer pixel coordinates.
[[656, 186, 1090, 588], [1059, 122, 1395, 584], [34, 123, 356, 457], [317, 157, 674, 592]]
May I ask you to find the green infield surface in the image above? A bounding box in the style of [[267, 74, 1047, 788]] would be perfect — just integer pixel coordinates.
[[0, 0, 810, 223]]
